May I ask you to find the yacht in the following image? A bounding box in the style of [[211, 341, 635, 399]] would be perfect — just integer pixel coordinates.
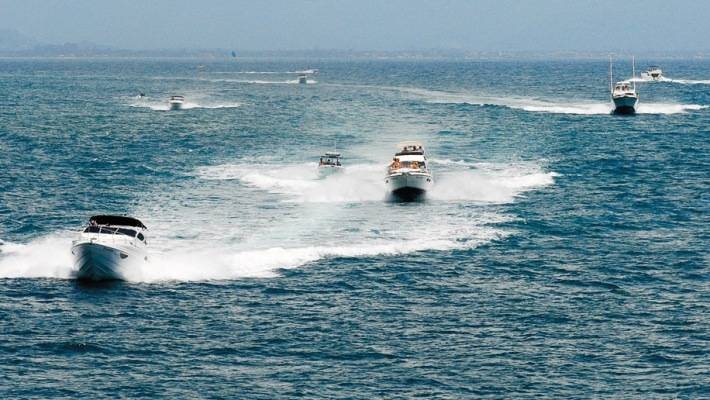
[[168, 95, 185, 110], [71, 215, 148, 281], [298, 74, 308, 84], [385, 142, 433, 200], [317, 152, 344, 177], [641, 66, 663, 81], [610, 56, 639, 115]]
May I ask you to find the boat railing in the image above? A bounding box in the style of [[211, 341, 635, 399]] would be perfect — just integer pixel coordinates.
[[83, 225, 144, 245]]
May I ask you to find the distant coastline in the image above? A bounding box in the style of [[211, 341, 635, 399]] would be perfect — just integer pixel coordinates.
[[1, 48, 708, 61], [1, 29, 707, 60]]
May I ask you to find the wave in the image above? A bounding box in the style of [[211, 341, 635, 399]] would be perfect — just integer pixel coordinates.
[[400, 87, 707, 115], [207, 78, 317, 85], [1, 160, 554, 283], [212, 69, 318, 75], [129, 100, 242, 111], [0, 219, 506, 283], [631, 76, 710, 85], [196, 160, 556, 204]]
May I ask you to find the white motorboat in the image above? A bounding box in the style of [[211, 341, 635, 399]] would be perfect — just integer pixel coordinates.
[[611, 80, 639, 114], [317, 151, 344, 177], [610, 56, 639, 115], [298, 74, 308, 84], [71, 215, 148, 281], [168, 95, 185, 110], [385, 142, 433, 200], [641, 66, 663, 81]]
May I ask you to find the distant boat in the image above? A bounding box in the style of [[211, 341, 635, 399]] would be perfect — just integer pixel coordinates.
[[317, 151, 344, 177], [640, 66, 663, 81], [610, 56, 639, 115], [298, 73, 308, 84], [168, 95, 185, 110], [231, 51, 237, 58]]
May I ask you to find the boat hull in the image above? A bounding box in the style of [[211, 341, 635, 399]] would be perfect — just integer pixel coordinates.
[[613, 96, 638, 115], [318, 165, 344, 177], [72, 242, 145, 281], [169, 101, 183, 110], [386, 172, 433, 201]]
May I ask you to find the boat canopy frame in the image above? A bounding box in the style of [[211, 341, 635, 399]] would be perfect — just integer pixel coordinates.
[[89, 215, 147, 229]]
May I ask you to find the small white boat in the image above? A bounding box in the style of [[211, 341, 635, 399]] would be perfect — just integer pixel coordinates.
[[168, 95, 185, 110], [612, 80, 639, 114], [385, 142, 433, 200], [71, 215, 148, 281], [318, 152, 344, 177], [641, 66, 663, 81], [298, 74, 308, 84], [610, 56, 639, 115]]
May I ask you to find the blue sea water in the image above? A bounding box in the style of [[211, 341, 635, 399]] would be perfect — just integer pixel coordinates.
[[0, 58, 708, 398]]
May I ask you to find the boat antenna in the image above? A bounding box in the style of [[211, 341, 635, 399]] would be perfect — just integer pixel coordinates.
[[631, 56, 636, 92], [609, 55, 613, 95]]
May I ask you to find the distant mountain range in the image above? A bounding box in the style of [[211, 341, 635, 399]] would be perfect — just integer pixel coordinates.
[[0, 29, 37, 51], [0, 29, 707, 60]]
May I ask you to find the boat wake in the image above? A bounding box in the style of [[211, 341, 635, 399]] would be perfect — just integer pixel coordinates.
[[400, 87, 707, 115], [202, 78, 317, 85], [212, 69, 318, 75], [631, 76, 710, 85], [195, 160, 557, 203], [129, 99, 241, 111], [0, 160, 555, 283]]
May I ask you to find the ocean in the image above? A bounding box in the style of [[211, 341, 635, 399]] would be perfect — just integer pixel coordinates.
[[0, 58, 708, 398]]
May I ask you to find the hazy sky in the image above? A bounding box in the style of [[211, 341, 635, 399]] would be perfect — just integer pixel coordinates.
[[1, 0, 708, 51]]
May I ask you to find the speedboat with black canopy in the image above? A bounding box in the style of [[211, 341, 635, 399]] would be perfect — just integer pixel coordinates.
[[71, 215, 148, 281]]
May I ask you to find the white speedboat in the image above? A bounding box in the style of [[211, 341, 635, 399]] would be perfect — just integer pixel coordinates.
[[641, 66, 663, 81], [168, 95, 185, 110], [611, 80, 639, 114], [317, 152, 344, 177], [609, 56, 639, 115], [71, 215, 148, 281], [298, 74, 308, 84], [385, 142, 433, 201]]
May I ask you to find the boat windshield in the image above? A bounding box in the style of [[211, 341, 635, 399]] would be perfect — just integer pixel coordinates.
[[319, 157, 341, 166], [84, 226, 144, 241], [390, 160, 426, 170], [396, 144, 424, 156]]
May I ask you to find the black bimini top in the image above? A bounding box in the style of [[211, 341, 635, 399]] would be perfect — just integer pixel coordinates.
[[89, 215, 147, 229]]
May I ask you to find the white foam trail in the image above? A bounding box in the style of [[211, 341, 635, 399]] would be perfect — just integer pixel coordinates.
[[203, 78, 317, 85], [631, 76, 710, 85], [667, 78, 710, 85], [129, 100, 241, 111], [196, 160, 556, 204], [1, 160, 554, 283], [212, 70, 318, 75], [636, 103, 708, 114], [130, 232, 500, 282], [398, 87, 707, 115], [0, 219, 506, 283], [0, 234, 74, 279]]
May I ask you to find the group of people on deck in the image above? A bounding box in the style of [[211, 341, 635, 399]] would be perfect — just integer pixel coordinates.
[[389, 158, 422, 171], [402, 145, 423, 153], [319, 157, 341, 166]]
